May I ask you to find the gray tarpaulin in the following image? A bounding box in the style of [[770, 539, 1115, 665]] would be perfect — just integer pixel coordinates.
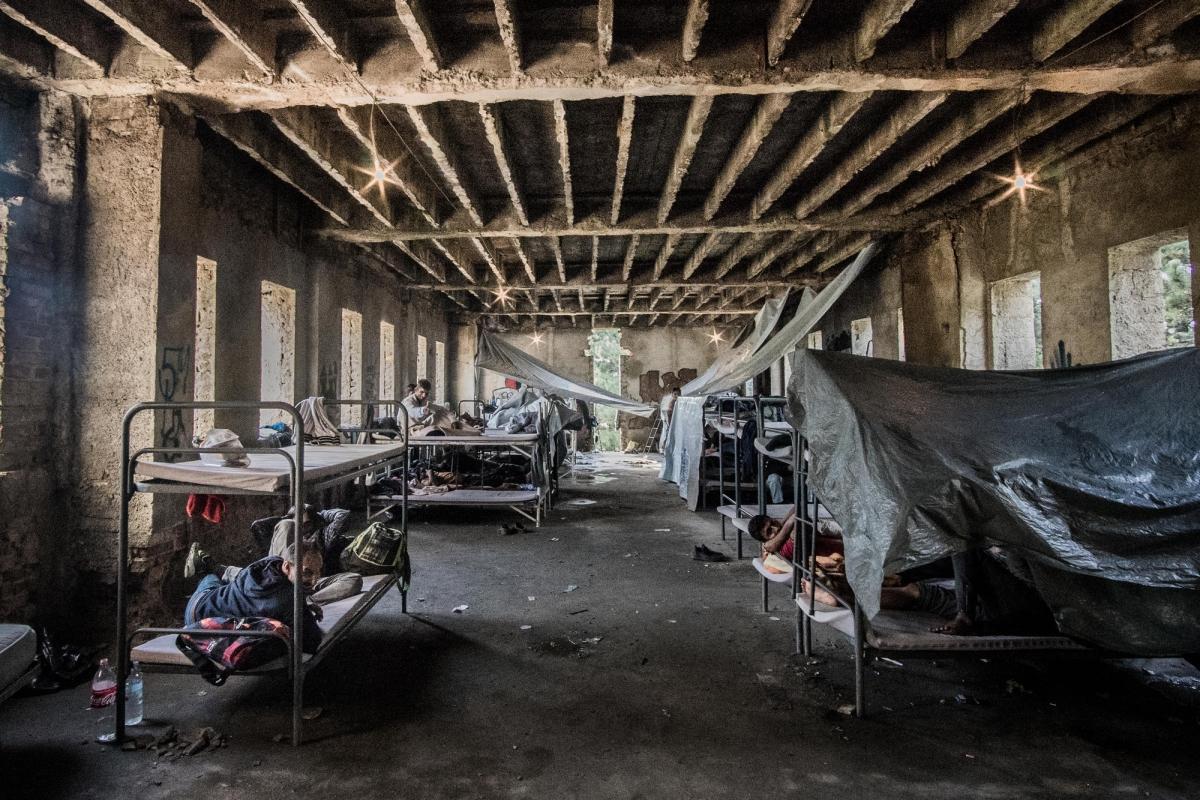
[[684, 242, 878, 396], [682, 290, 794, 396], [788, 347, 1200, 655], [476, 327, 653, 416]]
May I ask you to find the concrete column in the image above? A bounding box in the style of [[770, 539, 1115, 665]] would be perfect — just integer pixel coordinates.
[[74, 95, 165, 550], [900, 226, 962, 368]]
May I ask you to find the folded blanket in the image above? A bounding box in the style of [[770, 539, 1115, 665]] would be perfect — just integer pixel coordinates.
[[297, 397, 340, 445]]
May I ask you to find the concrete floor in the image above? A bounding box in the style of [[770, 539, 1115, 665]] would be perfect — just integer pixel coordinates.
[[3, 453, 1199, 799]]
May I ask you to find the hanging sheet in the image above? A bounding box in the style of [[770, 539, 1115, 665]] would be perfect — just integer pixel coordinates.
[[788, 347, 1200, 655], [685, 242, 878, 396], [682, 290, 793, 396], [476, 327, 653, 416]]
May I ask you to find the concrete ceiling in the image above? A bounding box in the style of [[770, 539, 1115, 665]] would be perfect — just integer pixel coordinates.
[[3, 0, 1199, 327]]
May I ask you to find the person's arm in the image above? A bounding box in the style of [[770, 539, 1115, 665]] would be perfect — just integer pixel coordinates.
[[778, 505, 798, 538], [317, 508, 351, 549]]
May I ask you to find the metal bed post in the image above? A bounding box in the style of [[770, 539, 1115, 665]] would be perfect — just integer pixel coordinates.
[[716, 397, 725, 536], [853, 601, 867, 718], [290, 418, 305, 746], [755, 397, 767, 518], [114, 406, 135, 745], [733, 400, 744, 559]]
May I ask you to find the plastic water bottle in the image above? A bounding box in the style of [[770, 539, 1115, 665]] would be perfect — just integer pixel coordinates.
[[125, 662, 144, 726], [90, 658, 117, 709]]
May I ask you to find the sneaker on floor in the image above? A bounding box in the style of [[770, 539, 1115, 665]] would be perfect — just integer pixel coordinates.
[[693, 544, 729, 563], [183, 542, 214, 578]]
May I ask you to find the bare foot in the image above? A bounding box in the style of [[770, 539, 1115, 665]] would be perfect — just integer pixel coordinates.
[[932, 612, 975, 635], [799, 579, 840, 607]]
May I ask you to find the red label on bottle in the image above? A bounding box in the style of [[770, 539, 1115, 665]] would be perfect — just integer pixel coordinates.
[[90, 684, 117, 708]]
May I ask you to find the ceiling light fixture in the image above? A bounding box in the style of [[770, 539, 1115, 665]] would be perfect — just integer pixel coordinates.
[[994, 158, 1042, 206], [529, 330, 544, 346], [708, 328, 724, 345]]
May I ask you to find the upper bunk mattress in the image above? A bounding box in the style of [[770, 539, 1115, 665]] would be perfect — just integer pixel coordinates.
[[134, 442, 407, 493]]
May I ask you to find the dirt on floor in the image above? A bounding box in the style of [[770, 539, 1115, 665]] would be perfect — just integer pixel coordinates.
[[2, 453, 1199, 799]]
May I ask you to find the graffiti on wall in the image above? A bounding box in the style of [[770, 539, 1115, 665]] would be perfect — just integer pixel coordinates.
[[158, 344, 191, 459]]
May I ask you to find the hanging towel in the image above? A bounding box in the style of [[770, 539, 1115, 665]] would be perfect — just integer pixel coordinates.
[[186, 494, 226, 525], [296, 397, 341, 445]]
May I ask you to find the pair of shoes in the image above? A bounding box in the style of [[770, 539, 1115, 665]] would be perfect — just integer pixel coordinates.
[[499, 522, 528, 536], [753, 434, 793, 460], [183, 541, 215, 578], [693, 544, 729, 562]]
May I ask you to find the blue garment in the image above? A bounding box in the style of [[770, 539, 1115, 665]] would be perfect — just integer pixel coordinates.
[[184, 556, 323, 653]]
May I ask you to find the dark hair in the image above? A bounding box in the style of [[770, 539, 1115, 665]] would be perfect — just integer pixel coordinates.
[[281, 538, 322, 564], [671, 386, 681, 394], [406, 383, 416, 392], [417, 378, 432, 391], [746, 515, 771, 542]]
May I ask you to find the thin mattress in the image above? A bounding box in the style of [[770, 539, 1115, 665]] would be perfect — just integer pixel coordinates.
[[403, 489, 539, 504], [0, 624, 36, 689], [752, 557, 793, 584], [132, 575, 393, 668], [409, 432, 539, 446], [800, 601, 1087, 652], [134, 442, 407, 493]]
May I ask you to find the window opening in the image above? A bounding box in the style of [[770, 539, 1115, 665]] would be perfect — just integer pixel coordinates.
[[587, 328, 623, 452], [989, 271, 1043, 369], [435, 340, 446, 404], [1109, 230, 1193, 358], [379, 320, 395, 401], [340, 308, 363, 426], [851, 316, 873, 356], [194, 258, 217, 435], [416, 334, 428, 384], [259, 281, 296, 425]]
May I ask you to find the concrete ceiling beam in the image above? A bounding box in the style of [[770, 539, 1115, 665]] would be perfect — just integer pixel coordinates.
[[752, 90, 871, 220], [945, 0, 1021, 60], [792, 90, 948, 219], [0, 0, 110, 73], [652, 233, 681, 281], [1031, 0, 1122, 62], [186, 0, 275, 75], [621, 234, 639, 281], [269, 107, 393, 227], [550, 236, 567, 282], [202, 111, 360, 226], [393, 0, 443, 72], [657, 94, 713, 224], [405, 104, 483, 227], [285, 0, 355, 69], [338, 104, 442, 227], [597, 0, 614, 65], [1130, 0, 1200, 50], [478, 102, 529, 226], [767, 0, 815, 67], [611, 95, 635, 225], [0, 20, 53, 81], [681, 231, 721, 280], [681, 0, 709, 62], [493, 0, 523, 74], [78, 0, 192, 69], [854, 0, 918, 62], [703, 92, 792, 220], [711, 232, 765, 280], [747, 229, 810, 278], [831, 89, 1023, 220], [552, 99, 574, 226]]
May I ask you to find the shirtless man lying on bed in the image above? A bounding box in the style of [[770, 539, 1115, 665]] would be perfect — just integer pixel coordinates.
[[182, 543, 325, 654], [747, 508, 1053, 635]]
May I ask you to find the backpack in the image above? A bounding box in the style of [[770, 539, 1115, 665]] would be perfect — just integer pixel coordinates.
[[340, 522, 411, 590], [175, 617, 290, 686]]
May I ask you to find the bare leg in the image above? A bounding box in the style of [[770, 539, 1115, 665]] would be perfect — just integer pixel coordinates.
[[799, 578, 840, 607]]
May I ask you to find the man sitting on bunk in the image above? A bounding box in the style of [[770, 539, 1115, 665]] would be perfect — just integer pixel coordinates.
[[182, 542, 326, 654], [402, 378, 434, 424]]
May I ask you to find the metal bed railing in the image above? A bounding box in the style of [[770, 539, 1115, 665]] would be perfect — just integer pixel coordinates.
[[116, 400, 409, 746], [713, 395, 788, 558]]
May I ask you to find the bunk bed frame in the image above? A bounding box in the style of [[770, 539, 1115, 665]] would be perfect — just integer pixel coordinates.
[[712, 395, 789, 558], [367, 428, 550, 527], [787, 432, 1091, 719], [115, 400, 410, 746]]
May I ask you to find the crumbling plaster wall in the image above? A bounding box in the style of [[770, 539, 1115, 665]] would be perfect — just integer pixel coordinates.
[[815, 97, 1200, 371], [0, 88, 80, 622], [0, 91, 454, 627], [809, 257, 903, 360]]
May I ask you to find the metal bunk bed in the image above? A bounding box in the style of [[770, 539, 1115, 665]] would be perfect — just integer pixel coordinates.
[[115, 400, 410, 746], [711, 395, 790, 558], [367, 428, 550, 528], [787, 431, 1090, 719]]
